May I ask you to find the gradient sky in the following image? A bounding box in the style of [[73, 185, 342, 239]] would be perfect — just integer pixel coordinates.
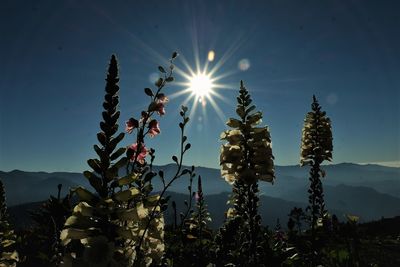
[[0, 0, 399, 172]]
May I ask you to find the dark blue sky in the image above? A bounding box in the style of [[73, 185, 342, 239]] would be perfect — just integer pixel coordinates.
[[0, 0, 399, 172]]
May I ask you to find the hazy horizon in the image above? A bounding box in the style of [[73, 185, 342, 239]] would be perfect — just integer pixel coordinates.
[[1, 161, 399, 174]]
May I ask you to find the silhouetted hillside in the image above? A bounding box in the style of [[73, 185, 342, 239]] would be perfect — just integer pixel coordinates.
[[3, 163, 400, 223]]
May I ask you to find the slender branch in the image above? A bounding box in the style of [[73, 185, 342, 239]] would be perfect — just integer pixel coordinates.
[[134, 107, 190, 265]]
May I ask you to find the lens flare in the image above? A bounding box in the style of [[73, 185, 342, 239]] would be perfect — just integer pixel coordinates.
[[238, 58, 250, 71], [208, 50, 215, 62]]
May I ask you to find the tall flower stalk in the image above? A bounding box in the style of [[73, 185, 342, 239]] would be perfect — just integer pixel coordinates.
[[60, 52, 194, 267], [218, 81, 274, 265], [300, 95, 333, 265], [120, 51, 195, 266], [60, 54, 133, 266]]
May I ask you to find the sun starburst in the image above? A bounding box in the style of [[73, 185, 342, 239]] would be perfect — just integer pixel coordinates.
[[168, 51, 239, 126]]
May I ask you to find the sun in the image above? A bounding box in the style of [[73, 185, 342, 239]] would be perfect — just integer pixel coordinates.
[[168, 49, 238, 124], [189, 73, 213, 97]]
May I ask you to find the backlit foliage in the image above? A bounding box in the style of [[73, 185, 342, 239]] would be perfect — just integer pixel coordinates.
[[300, 95, 333, 266], [301, 95, 333, 167], [220, 81, 274, 185], [216, 81, 275, 266], [60, 54, 181, 266]]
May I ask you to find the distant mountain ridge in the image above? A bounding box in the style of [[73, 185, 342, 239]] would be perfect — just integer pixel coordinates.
[[7, 191, 339, 230], [2, 163, 399, 223]]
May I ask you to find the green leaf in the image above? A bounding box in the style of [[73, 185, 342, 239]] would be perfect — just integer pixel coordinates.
[[1, 239, 15, 248], [245, 105, 256, 115], [158, 66, 166, 73], [87, 159, 102, 174], [100, 121, 110, 135], [146, 194, 160, 204], [184, 143, 191, 151], [60, 228, 88, 245], [105, 167, 117, 182], [180, 169, 191, 176], [83, 171, 102, 193], [226, 118, 242, 128], [148, 101, 158, 112], [64, 214, 93, 228], [109, 132, 125, 153], [118, 173, 139, 186], [94, 145, 107, 162], [74, 187, 96, 202], [155, 78, 163, 87], [110, 147, 126, 161], [97, 132, 106, 146], [111, 157, 127, 170], [143, 182, 153, 194], [247, 111, 262, 125], [144, 171, 157, 183], [144, 87, 154, 96], [136, 202, 149, 219], [73, 202, 94, 217], [236, 107, 245, 118], [0, 251, 19, 261], [186, 234, 197, 239], [116, 208, 139, 221], [113, 188, 140, 202]]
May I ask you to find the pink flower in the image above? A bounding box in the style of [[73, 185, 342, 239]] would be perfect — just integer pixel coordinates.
[[157, 94, 169, 104], [155, 103, 165, 116], [194, 192, 200, 201], [128, 143, 148, 164], [154, 94, 168, 116], [140, 111, 149, 123], [148, 119, 161, 137], [125, 118, 139, 134]]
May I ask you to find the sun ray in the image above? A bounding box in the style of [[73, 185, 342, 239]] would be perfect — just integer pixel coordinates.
[[210, 70, 238, 83], [167, 88, 193, 100], [209, 90, 235, 106], [188, 95, 199, 124], [190, 21, 202, 76], [174, 54, 196, 79], [211, 82, 237, 90], [206, 95, 227, 124]]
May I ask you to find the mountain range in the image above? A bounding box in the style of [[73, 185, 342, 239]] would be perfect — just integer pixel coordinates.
[[2, 163, 400, 227]]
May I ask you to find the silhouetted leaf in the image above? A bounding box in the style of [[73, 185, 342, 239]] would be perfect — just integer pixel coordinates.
[[158, 66, 166, 73], [87, 159, 102, 174], [110, 147, 126, 161], [144, 87, 154, 97]]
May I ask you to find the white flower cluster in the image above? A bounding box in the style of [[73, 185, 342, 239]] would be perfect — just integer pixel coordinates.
[[300, 101, 333, 166], [220, 91, 274, 185]]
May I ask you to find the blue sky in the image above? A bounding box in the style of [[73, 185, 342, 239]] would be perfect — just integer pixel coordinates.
[[0, 0, 399, 172]]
